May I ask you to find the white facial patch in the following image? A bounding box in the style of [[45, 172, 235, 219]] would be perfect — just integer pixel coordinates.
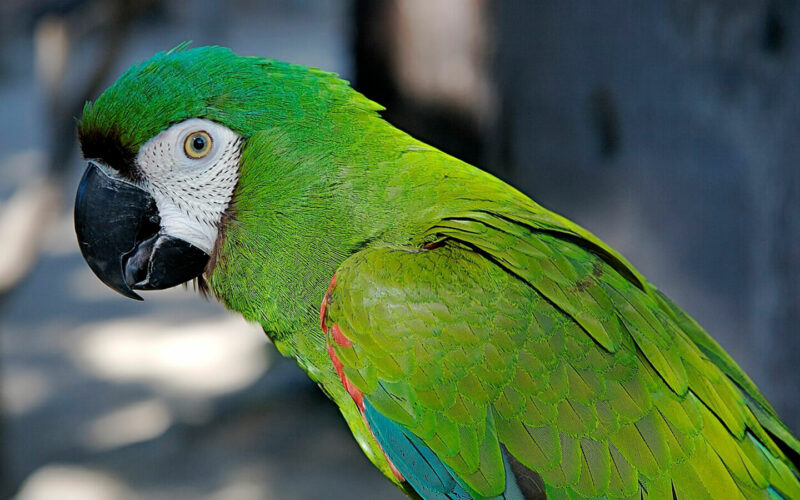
[[135, 118, 241, 255]]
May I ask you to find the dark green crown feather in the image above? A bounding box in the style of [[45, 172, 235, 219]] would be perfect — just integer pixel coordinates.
[[78, 44, 382, 173]]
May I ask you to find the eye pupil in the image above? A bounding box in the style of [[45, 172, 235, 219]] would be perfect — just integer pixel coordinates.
[[184, 131, 212, 159]]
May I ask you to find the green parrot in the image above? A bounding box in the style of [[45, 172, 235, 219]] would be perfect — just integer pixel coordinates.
[[73, 45, 800, 499]]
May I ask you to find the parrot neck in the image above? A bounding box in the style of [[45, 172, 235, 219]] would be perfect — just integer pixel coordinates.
[[203, 113, 513, 479], [205, 117, 450, 373]]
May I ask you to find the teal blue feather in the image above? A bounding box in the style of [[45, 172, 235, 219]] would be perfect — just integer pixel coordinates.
[[364, 399, 525, 499]]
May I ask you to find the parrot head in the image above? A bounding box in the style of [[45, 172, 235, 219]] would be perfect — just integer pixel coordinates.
[[74, 116, 237, 300], [74, 45, 378, 300]]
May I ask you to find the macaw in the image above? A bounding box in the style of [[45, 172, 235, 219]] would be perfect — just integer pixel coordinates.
[[73, 45, 800, 499]]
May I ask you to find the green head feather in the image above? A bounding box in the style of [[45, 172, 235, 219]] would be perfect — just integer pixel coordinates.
[[78, 45, 382, 166]]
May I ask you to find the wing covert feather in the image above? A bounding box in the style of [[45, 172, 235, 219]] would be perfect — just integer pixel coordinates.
[[323, 207, 800, 499]]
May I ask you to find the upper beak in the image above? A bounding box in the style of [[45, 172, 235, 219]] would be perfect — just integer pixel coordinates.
[[74, 162, 209, 300]]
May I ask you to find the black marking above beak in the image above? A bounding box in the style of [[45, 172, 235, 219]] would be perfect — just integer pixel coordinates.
[[74, 162, 209, 300]]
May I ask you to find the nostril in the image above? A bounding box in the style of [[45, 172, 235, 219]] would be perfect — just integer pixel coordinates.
[[123, 234, 159, 287]]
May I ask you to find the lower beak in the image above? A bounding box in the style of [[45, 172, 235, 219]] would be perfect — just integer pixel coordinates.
[[74, 162, 209, 300]]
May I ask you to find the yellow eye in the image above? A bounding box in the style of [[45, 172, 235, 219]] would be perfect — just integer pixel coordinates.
[[184, 131, 212, 159]]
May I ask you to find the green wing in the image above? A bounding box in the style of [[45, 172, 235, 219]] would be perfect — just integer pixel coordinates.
[[324, 203, 800, 499]]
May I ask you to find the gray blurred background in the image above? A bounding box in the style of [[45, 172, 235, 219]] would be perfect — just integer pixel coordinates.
[[0, 1, 798, 498]]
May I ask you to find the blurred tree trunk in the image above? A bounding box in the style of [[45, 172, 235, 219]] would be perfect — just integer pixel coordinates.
[[352, 0, 495, 169]]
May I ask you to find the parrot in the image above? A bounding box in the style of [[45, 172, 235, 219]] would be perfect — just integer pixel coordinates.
[[73, 45, 800, 499]]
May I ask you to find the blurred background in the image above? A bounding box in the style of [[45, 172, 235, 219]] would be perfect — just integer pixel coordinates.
[[0, 1, 798, 498]]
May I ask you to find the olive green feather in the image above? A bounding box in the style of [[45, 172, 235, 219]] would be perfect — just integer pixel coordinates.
[[323, 189, 800, 498]]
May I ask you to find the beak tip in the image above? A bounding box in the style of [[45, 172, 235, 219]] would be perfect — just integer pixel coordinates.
[[122, 288, 144, 301], [75, 163, 152, 303], [99, 273, 145, 301]]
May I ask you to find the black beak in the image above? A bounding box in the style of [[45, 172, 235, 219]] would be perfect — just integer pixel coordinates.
[[74, 162, 209, 300]]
